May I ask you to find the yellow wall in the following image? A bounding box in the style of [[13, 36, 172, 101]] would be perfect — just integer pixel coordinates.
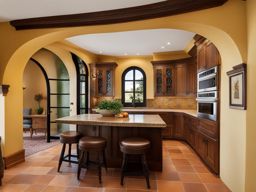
[[245, 0, 256, 191], [23, 61, 47, 113], [0, 1, 249, 191]]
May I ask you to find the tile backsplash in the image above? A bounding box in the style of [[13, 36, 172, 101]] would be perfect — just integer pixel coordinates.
[[92, 96, 196, 110]]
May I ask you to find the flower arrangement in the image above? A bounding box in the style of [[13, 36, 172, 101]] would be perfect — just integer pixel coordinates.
[[97, 100, 123, 116], [34, 93, 44, 114]]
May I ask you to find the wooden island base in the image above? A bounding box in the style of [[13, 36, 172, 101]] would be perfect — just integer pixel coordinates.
[[78, 125, 163, 171]]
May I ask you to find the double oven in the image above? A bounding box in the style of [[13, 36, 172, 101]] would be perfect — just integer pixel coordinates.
[[196, 66, 218, 121]]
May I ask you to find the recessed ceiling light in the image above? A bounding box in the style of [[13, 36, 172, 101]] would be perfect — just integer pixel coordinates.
[[161, 46, 165, 49], [167, 42, 171, 45]]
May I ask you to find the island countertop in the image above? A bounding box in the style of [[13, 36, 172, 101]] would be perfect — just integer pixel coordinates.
[[56, 114, 166, 128]]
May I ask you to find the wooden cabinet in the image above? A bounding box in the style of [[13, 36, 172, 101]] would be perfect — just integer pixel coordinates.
[[175, 63, 187, 96], [92, 62, 117, 97], [196, 131, 219, 173], [159, 113, 174, 138], [152, 63, 175, 96], [173, 113, 184, 139], [184, 114, 198, 148], [151, 58, 196, 97], [195, 37, 220, 72]]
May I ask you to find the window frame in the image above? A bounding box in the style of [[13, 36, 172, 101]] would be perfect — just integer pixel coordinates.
[[122, 66, 146, 107]]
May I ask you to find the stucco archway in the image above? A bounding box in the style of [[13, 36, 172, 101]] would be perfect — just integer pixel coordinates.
[[1, 10, 246, 191]]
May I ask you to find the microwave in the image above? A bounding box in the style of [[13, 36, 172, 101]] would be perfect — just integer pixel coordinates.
[[196, 91, 218, 121], [198, 66, 218, 92]]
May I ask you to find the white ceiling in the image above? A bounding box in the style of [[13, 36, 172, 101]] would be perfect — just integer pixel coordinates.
[[0, 0, 165, 22], [66, 29, 195, 56]]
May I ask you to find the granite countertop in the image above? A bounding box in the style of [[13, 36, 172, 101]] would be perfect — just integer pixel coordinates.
[[56, 114, 166, 128], [92, 108, 197, 117]]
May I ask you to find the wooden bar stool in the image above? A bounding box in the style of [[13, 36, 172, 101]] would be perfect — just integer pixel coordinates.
[[120, 137, 151, 189], [57, 131, 81, 172], [77, 136, 107, 183]]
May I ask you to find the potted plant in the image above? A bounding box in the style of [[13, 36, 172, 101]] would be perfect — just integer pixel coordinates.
[[96, 100, 123, 117], [34, 93, 44, 114]]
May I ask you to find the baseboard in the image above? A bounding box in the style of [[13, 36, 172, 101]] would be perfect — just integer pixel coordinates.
[[3, 149, 25, 169]]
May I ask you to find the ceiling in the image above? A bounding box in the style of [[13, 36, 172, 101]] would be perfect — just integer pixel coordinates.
[[0, 0, 165, 22], [66, 29, 195, 56]]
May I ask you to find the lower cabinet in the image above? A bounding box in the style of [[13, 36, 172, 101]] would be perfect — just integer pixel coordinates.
[[173, 113, 184, 139], [196, 131, 219, 173], [135, 111, 219, 174], [159, 113, 174, 138]]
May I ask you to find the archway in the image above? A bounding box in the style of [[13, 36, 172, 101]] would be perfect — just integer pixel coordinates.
[[1, 10, 246, 191]]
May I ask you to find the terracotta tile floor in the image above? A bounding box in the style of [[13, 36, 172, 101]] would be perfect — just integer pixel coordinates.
[[0, 140, 231, 192]]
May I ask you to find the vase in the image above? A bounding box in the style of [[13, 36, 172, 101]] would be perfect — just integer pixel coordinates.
[[97, 109, 115, 117]]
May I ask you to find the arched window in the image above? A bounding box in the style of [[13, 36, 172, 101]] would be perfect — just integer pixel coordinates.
[[122, 66, 146, 107]]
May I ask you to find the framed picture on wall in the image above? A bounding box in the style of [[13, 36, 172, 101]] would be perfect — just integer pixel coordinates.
[[226, 63, 247, 110]]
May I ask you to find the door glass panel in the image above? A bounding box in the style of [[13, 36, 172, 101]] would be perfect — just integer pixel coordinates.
[[49, 80, 69, 94], [156, 69, 162, 94], [80, 82, 86, 94], [50, 95, 70, 108], [106, 70, 112, 96], [166, 68, 172, 94], [80, 95, 86, 108]]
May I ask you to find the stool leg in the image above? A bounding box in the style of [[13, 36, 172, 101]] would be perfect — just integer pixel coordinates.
[[98, 151, 102, 184], [142, 154, 150, 189], [120, 153, 127, 186], [77, 143, 79, 159], [77, 151, 85, 180], [86, 151, 90, 168], [58, 143, 66, 172], [103, 150, 107, 172], [68, 144, 72, 165]]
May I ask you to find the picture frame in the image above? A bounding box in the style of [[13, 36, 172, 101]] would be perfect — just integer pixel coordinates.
[[226, 64, 247, 110]]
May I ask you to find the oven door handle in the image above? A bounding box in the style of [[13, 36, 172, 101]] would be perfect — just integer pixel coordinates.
[[196, 98, 218, 102], [198, 73, 216, 81]]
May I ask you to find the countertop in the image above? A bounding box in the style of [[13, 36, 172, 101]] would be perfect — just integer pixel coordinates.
[[92, 108, 197, 118], [56, 114, 166, 128]]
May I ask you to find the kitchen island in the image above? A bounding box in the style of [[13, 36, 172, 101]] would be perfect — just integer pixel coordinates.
[[56, 114, 166, 171]]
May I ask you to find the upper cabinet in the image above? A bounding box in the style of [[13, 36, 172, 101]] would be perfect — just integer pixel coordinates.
[[194, 35, 221, 72], [152, 62, 175, 96], [151, 56, 197, 97], [91, 62, 117, 97]]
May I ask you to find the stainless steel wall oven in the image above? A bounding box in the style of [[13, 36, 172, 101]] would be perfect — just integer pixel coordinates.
[[197, 66, 219, 121]]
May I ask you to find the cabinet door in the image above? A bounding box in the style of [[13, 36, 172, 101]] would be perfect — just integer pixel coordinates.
[[205, 43, 220, 69], [197, 45, 206, 72], [173, 113, 184, 139], [175, 63, 187, 96], [186, 60, 197, 96], [160, 113, 174, 138], [196, 131, 219, 174], [154, 65, 174, 96], [155, 68, 163, 96], [96, 69, 104, 96]]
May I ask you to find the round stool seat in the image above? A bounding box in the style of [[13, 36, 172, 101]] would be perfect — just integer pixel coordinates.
[[79, 136, 107, 151], [60, 131, 81, 144], [120, 137, 150, 154]]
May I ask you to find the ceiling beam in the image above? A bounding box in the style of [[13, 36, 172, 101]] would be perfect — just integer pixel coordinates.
[[10, 0, 228, 30]]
